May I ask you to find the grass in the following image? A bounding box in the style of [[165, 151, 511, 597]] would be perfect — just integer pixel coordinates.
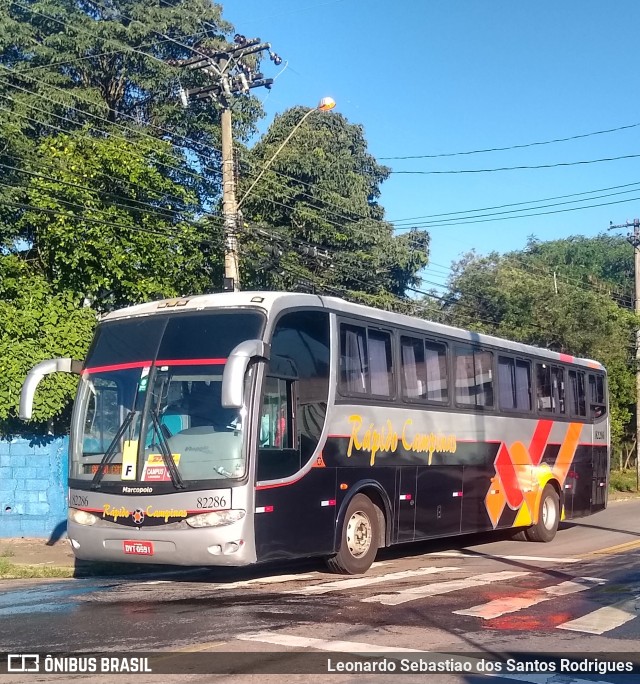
[[0, 548, 15, 558], [0, 558, 74, 580], [609, 469, 639, 494]]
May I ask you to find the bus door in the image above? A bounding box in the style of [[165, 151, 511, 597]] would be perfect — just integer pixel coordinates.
[[415, 465, 463, 538], [253, 310, 335, 562], [589, 373, 608, 512], [568, 370, 591, 517]]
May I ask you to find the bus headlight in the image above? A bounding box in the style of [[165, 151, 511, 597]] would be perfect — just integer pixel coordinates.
[[69, 508, 98, 526], [186, 509, 246, 528]]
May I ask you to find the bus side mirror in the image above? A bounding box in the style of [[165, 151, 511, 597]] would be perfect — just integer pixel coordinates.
[[19, 358, 83, 420], [222, 340, 270, 409]]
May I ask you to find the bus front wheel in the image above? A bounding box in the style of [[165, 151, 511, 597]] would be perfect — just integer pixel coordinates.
[[523, 484, 560, 543], [326, 494, 379, 575]]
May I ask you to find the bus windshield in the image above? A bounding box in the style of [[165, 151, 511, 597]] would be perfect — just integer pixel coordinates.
[[69, 310, 264, 488]]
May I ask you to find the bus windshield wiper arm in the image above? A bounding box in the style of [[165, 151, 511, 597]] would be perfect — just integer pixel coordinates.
[[90, 410, 137, 490], [150, 411, 186, 489]]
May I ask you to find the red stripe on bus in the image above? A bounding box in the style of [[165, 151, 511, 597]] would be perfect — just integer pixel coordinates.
[[84, 358, 227, 374], [495, 443, 524, 509], [83, 361, 151, 374], [155, 358, 226, 366], [529, 420, 553, 465], [256, 471, 308, 490], [559, 353, 574, 363]]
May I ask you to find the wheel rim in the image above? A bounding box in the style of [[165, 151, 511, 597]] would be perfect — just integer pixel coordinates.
[[542, 496, 557, 530], [345, 510, 372, 558]]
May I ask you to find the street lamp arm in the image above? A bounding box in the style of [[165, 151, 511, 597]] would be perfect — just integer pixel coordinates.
[[237, 107, 315, 210]]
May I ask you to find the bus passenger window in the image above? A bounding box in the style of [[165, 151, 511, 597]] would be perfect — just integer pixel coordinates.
[[569, 370, 587, 417], [340, 324, 368, 394], [368, 330, 393, 397], [425, 341, 448, 401], [455, 347, 493, 407], [535, 363, 553, 412], [260, 377, 290, 448], [401, 337, 425, 399], [498, 357, 531, 411], [551, 366, 565, 414], [588, 373, 606, 418], [402, 337, 448, 402]]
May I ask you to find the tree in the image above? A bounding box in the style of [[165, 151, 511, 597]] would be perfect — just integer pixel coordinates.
[[10, 130, 219, 308], [0, 254, 97, 434], [440, 247, 637, 458], [238, 107, 430, 305], [0, 0, 263, 430], [1, 0, 263, 248]]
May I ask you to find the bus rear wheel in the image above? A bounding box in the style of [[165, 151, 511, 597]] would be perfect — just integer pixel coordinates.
[[326, 494, 379, 575], [523, 484, 560, 542]]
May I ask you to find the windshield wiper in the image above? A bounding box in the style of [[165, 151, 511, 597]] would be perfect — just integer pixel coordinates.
[[149, 410, 186, 489], [90, 410, 137, 490]]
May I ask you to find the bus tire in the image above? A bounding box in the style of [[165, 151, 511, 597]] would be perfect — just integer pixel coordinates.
[[326, 494, 379, 575], [524, 484, 560, 542]]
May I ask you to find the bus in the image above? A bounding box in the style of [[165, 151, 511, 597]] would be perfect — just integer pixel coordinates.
[[20, 292, 609, 575]]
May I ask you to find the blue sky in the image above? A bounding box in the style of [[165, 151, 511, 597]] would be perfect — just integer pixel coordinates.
[[227, 0, 640, 289]]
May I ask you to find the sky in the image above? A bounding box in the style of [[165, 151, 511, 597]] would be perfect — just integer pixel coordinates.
[[226, 0, 640, 290]]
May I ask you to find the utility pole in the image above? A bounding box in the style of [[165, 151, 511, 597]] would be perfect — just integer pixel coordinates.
[[175, 35, 281, 291], [220, 107, 238, 292], [609, 218, 640, 490]]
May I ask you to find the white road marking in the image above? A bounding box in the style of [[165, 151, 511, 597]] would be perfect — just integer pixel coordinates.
[[453, 577, 606, 619], [429, 551, 581, 563], [236, 632, 614, 684], [236, 631, 424, 653], [286, 566, 460, 595], [363, 571, 529, 606], [557, 593, 640, 634]]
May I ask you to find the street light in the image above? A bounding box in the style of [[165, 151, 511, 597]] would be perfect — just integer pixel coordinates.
[[237, 97, 336, 210]]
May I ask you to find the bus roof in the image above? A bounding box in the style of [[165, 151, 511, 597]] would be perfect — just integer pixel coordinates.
[[100, 291, 605, 372]]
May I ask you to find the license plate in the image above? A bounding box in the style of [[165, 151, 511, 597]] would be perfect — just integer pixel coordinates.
[[123, 540, 154, 556]]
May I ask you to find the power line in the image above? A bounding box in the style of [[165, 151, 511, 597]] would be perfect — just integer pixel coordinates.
[[0, 161, 211, 229], [391, 153, 640, 175], [391, 181, 640, 224], [395, 186, 640, 229], [13, 48, 623, 239], [5, 10, 640, 264], [379, 121, 640, 160], [397, 194, 640, 229], [1, 194, 223, 247]]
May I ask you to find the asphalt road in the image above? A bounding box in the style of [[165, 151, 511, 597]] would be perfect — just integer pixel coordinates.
[[1, 499, 640, 684]]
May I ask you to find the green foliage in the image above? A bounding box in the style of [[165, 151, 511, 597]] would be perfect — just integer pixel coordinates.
[[10, 131, 220, 307], [239, 107, 430, 301], [609, 470, 638, 493], [0, 0, 257, 431], [0, 254, 96, 433]]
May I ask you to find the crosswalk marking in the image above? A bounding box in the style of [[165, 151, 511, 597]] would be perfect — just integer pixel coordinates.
[[453, 577, 606, 619], [286, 566, 460, 595], [236, 630, 425, 653], [557, 593, 640, 634], [362, 570, 529, 606], [429, 551, 581, 563]]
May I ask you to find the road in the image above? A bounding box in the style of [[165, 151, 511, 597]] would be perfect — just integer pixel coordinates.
[[1, 499, 640, 683]]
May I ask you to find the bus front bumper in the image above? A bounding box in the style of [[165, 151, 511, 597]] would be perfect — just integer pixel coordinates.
[[67, 519, 257, 567]]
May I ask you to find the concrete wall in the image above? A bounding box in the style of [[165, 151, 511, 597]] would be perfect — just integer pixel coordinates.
[[0, 436, 68, 539]]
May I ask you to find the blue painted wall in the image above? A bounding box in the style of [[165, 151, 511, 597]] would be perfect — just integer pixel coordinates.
[[0, 436, 68, 538]]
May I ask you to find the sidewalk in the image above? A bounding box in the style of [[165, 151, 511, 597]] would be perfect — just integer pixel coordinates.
[[0, 537, 75, 568]]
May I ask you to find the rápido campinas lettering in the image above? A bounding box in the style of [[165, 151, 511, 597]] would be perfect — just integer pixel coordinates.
[[102, 504, 187, 522], [347, 414, 456, 466]]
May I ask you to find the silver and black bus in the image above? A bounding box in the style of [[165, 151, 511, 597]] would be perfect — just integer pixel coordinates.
[[21, 292, 609, 574]]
